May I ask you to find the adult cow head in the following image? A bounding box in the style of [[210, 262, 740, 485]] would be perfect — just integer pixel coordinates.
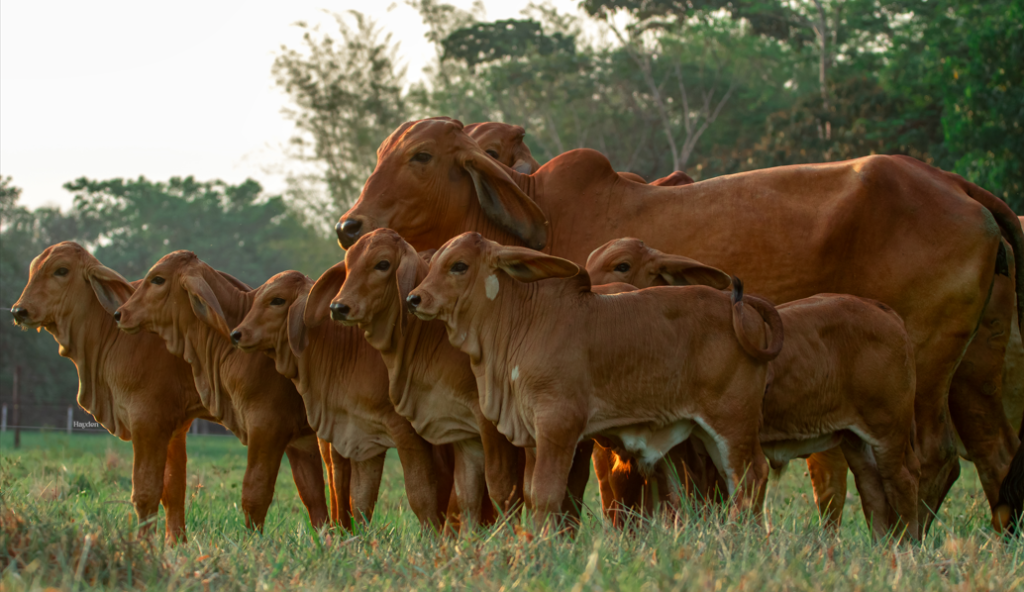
[[337, 117, 549, 253], [11, 242, 134, 348], [114, 251, 247, 357], [464, 122, 540, 175], [586, 238, 732, 290], [230, 271, 312, 375]]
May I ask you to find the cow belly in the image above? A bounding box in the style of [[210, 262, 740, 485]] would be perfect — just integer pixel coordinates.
[[394, 386, 480, 445], [317, 410, 394, 463], [761, 434, 843, 468], [604, 420, 696, 470]]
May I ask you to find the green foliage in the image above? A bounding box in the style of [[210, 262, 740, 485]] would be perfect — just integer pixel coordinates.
[[2, 433, 1022, 590], [442, 19, 574, 69]]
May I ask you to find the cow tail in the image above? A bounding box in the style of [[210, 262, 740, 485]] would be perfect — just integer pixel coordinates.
[[730, 277, 784, 362], [962, 180, 1024, 336]]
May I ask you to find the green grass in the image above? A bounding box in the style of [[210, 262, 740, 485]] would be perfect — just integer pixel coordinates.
[[1, 431, 1021, 591]]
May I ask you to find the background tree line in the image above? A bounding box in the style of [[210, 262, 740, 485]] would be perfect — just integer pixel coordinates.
[[2, 0, 1020, 424]]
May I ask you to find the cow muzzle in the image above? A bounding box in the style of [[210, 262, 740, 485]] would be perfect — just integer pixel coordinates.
[[336, 219, 364, 250], [406, 293, 437, 321], [10, 306, 30, 325]]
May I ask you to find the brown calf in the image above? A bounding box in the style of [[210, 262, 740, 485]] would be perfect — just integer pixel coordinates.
[[230, 269, 453, 530], [407, 232, 781, 529], [588, 238, 921, 539], [113, 251, 329, 530], [11, 242, 208, 542]]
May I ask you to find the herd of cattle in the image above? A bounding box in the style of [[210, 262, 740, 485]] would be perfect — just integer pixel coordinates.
[[10, 117, 1024, 544]]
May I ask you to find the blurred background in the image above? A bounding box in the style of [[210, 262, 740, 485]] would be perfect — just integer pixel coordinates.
[[2, 0, 1021, 429]]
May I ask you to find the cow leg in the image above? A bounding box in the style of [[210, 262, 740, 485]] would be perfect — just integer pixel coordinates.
[[873, 434, 922, 541], [523, 449, 536, 509], [806, 447, 849, 530], [452, 440, 487, 531], [479, 415, 522, 515], [531, 418, 585, 532], [130, 428, 171, 538], [241, 434, 288, 530], [285, 436, 330, 529], [317, 438, 339, 524], [389, 418, 442, 531], [591, 442, 618, 522], [161, 423, 190, 543], [432, 443, 456, 525], [562, 439, 594, 529], [329, 446, 352, 528], [949, 270, 1018, 512], [609, 455, 645, 528], [350, 454, 386, 526], [694, 417, 768, 521], [840, 436, 891, 541]]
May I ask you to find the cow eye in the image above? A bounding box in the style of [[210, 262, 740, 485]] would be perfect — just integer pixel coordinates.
[[450, 262, 469, 274], [485, 150, 500, 159], [614, 262, 631, 273], [375, 260, 391, 271], [54, 267, 69, 277], [270, 297, 286, 306], [151, 276, 166, 285], [411, 152, 432, 163]]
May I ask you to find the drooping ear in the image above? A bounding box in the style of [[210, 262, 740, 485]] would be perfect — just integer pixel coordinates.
[[287, 293, 309, 357], [493, 246, 580, 283], [182, 274, 231, 337], [656, 254, 732, 289], [395, 244, 421, 304], [457, 139, 548, 250], [217, 270, 251, 291], [86, 265, 135, 315], [305, 262, 347, 327]]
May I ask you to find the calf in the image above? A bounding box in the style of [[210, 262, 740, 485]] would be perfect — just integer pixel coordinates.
[[407, 232, 781, 529], [229, 269, 453, 530], [11, 242, 208, 542], [589, 238, 921, 539], [114, 251, 328, 530]]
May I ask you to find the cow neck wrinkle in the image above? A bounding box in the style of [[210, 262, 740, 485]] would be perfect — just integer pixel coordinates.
[[464, 272, 590, 446], [178, 265, 254, 440], [52, 292, 130, 439]]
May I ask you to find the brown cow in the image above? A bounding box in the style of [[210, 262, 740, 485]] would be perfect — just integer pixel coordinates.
[[335, 116, 1023, 533], [405, 232, 782, 529], [318, 229, 523, 526], [10, 242, 208, 542], [588, 238, 921, 539], [995, 221, 1024, 533], [113, 251, 329, 530], [229, 269, 454, 530]]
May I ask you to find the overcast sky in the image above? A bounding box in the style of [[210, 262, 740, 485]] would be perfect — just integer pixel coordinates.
[[0, 0, 580, 209]]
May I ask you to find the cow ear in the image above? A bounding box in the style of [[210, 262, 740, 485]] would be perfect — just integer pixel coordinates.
[[458, 141, 548, 250], [494, 246, 580, 283], [395, 245, 420, 304], [287, 294, 309, 357], [305, 261, 346, 328], [511, 158, 535, 174], [86, 265, 135, 315], [657, 255, 731, 289], [182, 275, 231, 337]]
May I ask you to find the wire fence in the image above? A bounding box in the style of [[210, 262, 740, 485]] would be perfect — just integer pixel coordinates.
[[0, 403, 231, 437]]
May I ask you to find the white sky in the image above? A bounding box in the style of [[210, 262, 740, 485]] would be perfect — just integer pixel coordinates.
[[0, 0, 581, 210]]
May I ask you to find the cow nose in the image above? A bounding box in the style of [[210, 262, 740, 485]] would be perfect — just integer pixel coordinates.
[[406, 294, 421, 311], [11, 306, 29, 323], [230, 330, 242, 345], [329, 302, 350, 321], [337, 219, 363, 249], [113, 311, 122, 323]]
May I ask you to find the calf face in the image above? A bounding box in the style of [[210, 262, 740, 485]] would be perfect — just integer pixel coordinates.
[[12, 242, 133, 337], [407, 233, 579, 337], [586, 238, 731, 290], [231, 271, 311, 359], [464, 122, 539, 174], [115, 251, 231, 355]]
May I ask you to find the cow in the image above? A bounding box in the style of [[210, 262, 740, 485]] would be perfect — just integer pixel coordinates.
[[334, 116, 1023, 533], [112, 251, 329, 530], [229, 269, 454, 531], [10, 242, 209, 542], [588, 238, 921, 539], [405, 232, 783, 529], [995, 219, 1024, 534]]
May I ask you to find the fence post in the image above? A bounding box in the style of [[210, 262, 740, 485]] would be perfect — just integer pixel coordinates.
[[67, 406, 73, 435], [1, 404, 6, 433], [13, 366, 21, 449]]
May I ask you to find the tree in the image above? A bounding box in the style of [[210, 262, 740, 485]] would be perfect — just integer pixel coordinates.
[[273, 12, 409, 214]]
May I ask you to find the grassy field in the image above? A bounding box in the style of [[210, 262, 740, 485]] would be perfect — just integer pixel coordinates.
[[0, 431, 1021, 591]]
